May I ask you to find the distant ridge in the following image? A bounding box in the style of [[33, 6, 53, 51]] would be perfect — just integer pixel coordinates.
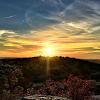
[[87, 59, 100, 64]]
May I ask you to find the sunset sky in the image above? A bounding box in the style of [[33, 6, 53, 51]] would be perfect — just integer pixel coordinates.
[[0, 0, 100, 59]]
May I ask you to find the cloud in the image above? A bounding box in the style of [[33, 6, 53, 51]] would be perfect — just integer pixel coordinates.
[[74, 47, 100, 52], [0, 30, 45, 53], [0, 0, 100, 35], [6, 44, 43, 53], [0, 0, 100, 58]]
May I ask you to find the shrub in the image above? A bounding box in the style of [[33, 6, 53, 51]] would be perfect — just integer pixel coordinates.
[[66, 74, 95, 100]]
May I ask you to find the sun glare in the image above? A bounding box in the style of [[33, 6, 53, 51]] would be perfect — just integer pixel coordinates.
[[44, 48, 53, 56]]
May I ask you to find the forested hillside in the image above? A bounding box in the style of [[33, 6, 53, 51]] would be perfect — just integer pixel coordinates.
[[0, 56, 100, 82]]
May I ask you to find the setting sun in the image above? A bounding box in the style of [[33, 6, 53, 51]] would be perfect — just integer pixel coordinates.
[[44, 48, 53, 57]]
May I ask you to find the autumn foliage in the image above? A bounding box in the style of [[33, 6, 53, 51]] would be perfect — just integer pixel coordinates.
[[66, 74, 95, 100]]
